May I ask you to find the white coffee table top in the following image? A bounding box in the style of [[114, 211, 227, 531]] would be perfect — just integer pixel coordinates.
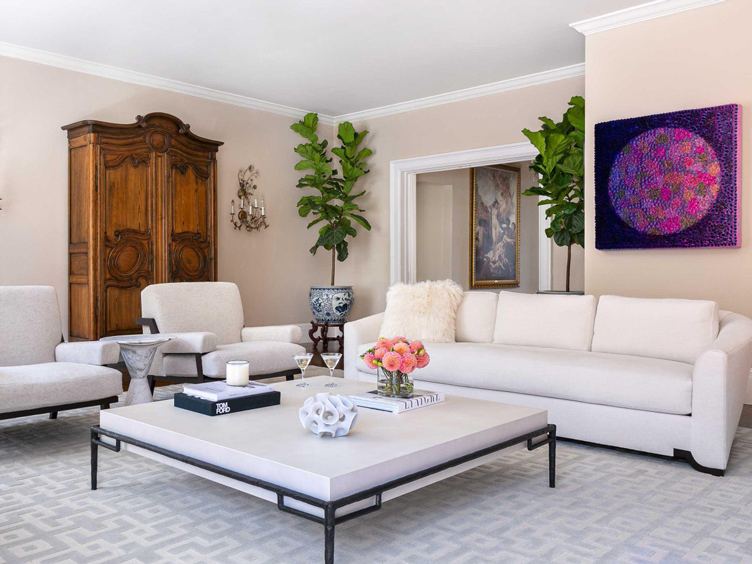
[[100, 376, 547, 502]]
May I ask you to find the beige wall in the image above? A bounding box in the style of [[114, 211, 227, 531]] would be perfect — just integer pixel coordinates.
[[0, 56, 334, 332], [342, 76, 585, 318], [416, 169, 470, 287], [415, 181, 454, 282], [584, 0, 752, 316]]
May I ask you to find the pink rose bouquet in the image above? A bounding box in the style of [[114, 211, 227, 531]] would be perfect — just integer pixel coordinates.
[[361, 337, 430, 397]]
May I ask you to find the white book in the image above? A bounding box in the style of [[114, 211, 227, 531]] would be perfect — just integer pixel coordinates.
[[349, 390, 445, 413], [182, 381, 273, 402]]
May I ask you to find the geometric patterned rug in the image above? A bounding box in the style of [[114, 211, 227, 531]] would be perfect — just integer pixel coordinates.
[[2, 384, 752, 563]]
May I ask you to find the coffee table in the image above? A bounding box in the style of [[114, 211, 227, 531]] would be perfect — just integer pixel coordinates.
[[90, 376, 555, 563]]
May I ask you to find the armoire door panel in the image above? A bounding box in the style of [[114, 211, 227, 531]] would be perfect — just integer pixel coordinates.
[[168, 156, 212, 236], [104, 284, 147, 335], [102, 149, 153, 233]]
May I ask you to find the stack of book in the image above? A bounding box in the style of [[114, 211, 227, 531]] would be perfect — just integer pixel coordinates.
[[349, 390, 444, 413], [175, 381, 280, 416]]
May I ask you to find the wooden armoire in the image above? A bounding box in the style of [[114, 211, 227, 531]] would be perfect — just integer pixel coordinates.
[[62, 113, 223, 341]]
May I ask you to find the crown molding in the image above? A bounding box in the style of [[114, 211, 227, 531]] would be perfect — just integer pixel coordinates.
[[0, 40, 586, 127], [0, 41, 336, 126], [570, 0, 726, 35], [334, 63, 585, 124]]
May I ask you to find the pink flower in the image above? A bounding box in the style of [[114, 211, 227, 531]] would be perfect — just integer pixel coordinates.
[[660, 187, 671, 201], [416, 353, 430, 369], [373, 347, 388, 360], [393, 336, 408, 344], [375, 337, 393, 350], [400, 353, 418, 374], [393, 341, 410, 355], [409, 340, 424, 354], [363, 353, 377, 370], [382, 352, 402, 372]]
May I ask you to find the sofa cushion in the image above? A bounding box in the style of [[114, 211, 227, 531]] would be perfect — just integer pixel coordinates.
[[379, 280, 464, 343], [355, 342, 693, 415], [493, 292, 597, 351], [163, 341, 306, 378], [455, 292, 498, 343], [0, 362, 123, 414], [591, 296, 719, 364], [0, 286, 63, 367]]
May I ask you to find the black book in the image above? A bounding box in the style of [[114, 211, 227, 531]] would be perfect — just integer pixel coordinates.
[[174, 390, 281, 416]]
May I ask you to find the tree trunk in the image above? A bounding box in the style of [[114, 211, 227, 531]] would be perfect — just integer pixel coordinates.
[[331, 247, 336, 286], [566, 243, 572, 293]]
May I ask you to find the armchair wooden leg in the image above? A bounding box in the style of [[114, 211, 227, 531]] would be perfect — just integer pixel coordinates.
[[194, 354, 205, 383], [49, 412, 58, 420]]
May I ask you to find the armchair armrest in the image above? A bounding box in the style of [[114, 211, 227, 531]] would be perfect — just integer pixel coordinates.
[[344, 312, 385, 380], [241, 325, 303, 344], [55, 341, 121, 366], [691, 313, 752, 470], [159, 332, 218, 354], [136, 317, 160, 334]]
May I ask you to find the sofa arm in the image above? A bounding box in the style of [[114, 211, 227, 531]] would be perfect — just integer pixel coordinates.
[[159, 332, 218, 354], [241, 325, 303, 343], [691, 313, 752, 470], [55, 341, 121, 366], [344, 312, 385, 380]]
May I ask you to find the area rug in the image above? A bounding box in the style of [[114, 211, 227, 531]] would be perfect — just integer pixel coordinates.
[[2, 385, 752, 563]]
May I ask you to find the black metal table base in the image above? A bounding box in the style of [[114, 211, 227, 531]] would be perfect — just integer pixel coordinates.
[[90, 423, 556, 563]]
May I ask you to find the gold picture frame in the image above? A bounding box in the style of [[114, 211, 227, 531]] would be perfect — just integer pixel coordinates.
[[470, 164, 521, 288]]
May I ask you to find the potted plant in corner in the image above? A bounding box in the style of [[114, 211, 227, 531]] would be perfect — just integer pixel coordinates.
[[522, 96, 585, 293], [291, 113, 373, 324]]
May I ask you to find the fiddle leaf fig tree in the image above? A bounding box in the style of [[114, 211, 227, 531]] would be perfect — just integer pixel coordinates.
[[291, 113, 372, 285], [522, 96, 585, 292]]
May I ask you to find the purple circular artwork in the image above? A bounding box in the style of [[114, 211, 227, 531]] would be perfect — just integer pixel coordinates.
[[608, 127, 721, 235]]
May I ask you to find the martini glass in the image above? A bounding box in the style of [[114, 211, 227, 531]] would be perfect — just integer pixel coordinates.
[[294, 353, 314, 387], [321, 353, 342, 388]]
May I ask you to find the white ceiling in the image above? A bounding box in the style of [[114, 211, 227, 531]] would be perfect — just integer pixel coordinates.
[[1, 0, 649, 116]]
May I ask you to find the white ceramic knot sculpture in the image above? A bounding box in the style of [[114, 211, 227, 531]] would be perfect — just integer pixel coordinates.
[[299, 393, 359, 438]]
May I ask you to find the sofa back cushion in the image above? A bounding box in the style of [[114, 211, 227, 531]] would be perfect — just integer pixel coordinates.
[[493, 292, 597, 351], [455, 292, 498, 343], [0, 286, 62, 367], [379, 280, 464, 343], [591, 295, 719, 364], [141, 282, 244, 345]]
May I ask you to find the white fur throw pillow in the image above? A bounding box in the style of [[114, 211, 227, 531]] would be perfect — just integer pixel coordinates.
[[379, 280, 464, 343]]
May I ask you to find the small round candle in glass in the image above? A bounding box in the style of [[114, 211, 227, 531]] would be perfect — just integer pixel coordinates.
[[226, 360, 250, 386]]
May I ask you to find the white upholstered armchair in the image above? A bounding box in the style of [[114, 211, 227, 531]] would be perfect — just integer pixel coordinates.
[[0, 286, 122, 420], [138, 282, 305, 386]]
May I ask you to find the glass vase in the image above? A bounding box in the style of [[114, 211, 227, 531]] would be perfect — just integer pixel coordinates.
[[376, 367, 414, 398]]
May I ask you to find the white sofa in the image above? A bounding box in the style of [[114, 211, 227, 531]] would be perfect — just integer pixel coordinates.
[[0, 286, 123, 420], [139, 282, 306, 384], [345, 292, 752, 475]]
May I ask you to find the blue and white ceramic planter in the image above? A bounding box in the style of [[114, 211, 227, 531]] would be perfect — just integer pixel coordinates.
[[309, 286, 354, 324]]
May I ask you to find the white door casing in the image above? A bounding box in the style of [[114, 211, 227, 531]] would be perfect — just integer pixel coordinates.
[[389, 142, 549, 288]]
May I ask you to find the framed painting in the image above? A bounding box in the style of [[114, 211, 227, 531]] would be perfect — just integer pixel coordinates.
[[595, 104, 741, 250], [470, 164, 520, 288]]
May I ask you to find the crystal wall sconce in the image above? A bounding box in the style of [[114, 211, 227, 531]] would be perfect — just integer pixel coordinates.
[[230, 165, 269, 231]]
